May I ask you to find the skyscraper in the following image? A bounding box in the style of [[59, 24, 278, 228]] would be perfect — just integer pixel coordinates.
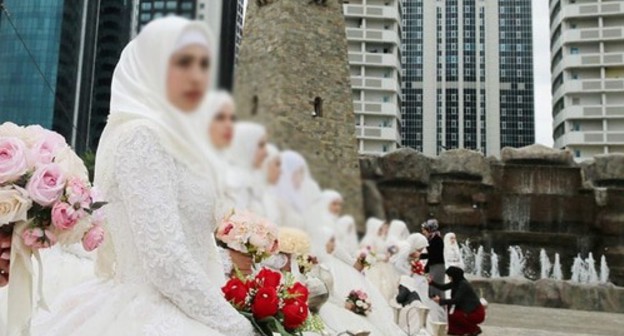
[[344, 0, 403, 155], [401, 0, 534, 156], [551, 0, 624, 160], [0, 0, 102, 152]]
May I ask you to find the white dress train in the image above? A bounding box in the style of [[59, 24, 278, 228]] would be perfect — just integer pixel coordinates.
[[32, 127, 254, 336]]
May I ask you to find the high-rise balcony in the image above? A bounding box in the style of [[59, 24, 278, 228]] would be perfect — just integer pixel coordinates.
[[348, 51, 401, 71], [346, 27, 401, 46], [351, 75, 401, 93], [356, 126, 401, 143], [343, 4, 401, 24], [552, 52, 624, 77], [353, 101, 401, 119], [556, 2, 624, 23]]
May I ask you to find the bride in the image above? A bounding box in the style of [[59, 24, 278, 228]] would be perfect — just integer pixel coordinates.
[[32, 17, 254, 336]]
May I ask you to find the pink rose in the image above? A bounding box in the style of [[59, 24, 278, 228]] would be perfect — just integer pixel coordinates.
[[0, 137, 30, 184], [30, 130, 67, 166], [82, 224, 104, 252], [51, 202, 80, 230], [91, 209, 105, 226], [26, 163, 66, 206], [22, 227, 57, 249], [65, 177, 91, 209]]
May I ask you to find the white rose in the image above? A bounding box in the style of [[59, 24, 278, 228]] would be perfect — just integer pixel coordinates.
[[0, 186, 32, 226], [55, 146, 89, 182], [356, 301, 364, 308], [0, 122, 26, 139]]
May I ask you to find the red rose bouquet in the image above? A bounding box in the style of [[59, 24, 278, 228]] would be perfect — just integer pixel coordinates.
[[345, 289, 372, 316], [222, 267, 312, 335], [411, 259, 426, 275]]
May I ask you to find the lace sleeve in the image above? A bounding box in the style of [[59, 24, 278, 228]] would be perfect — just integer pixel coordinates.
[[114, 128, 254, 336]]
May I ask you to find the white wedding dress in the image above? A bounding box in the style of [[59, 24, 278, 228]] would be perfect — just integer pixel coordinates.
[[32, 127, 255, 336]]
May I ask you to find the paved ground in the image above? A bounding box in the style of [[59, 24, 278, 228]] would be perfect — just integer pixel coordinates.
[[481, 304, 624, 336]]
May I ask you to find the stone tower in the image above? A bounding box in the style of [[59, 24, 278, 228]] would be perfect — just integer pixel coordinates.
[[234, 0, 364, 224]]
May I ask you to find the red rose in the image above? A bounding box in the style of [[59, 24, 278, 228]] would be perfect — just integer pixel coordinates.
[[287, 282, 309, 302], [251, 286, 280, 319], [221, 278, 249, 308], [282, 299, 309, 330], [254, 267, 282, 288]]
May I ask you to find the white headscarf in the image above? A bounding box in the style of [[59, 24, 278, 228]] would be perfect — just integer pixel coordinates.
[[254, 143, 281, 223], [392, 233, 429, 275], [360, 217, 384, 249], [335, 215, 359, 257], [444, 232, 464, 269], [95, 17, 219, 279], [275, 151, 310, 214], [388, 220, 409, 242], [224, 122, 267, 210], [99, 17, 219, 184]]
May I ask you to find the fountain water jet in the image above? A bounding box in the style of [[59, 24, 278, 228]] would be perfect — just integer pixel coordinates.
[[552, 253, 563, 281], [600, 255, 610, 284], [490, 249, 500, 278], [475, 246, 484, 277], [571, 254, 585, 283], [539, 249, 552, 279], [508, 246, 526, 278], [460, 240, 475, 275], [586, 253, 599, 284]]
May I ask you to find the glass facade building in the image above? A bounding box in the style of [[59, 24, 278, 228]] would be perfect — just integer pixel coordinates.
[[401, 0, 535, 156], [136, 0, 197, 32], [0, 0, 64, 128]]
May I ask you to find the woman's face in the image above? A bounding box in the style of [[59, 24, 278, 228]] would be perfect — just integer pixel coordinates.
[[422, 228, 430, 236], [167, 45, 210, 112], [409, 248, 424, 260], [450, 235, 457, 245], [252, 135, 268, 169], [325, 237, 336, 254], [266, 157, 281, 185], [292, 167, 305, 190], [378, 222, 389, 237], [209, 102, 235, 149], [329, 199, 343, 216]]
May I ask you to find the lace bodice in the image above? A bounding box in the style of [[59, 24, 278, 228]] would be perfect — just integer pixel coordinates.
[[100, 126, 254, 336]]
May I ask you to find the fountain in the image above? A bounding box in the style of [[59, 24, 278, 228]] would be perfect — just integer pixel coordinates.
[[460, 240, 475, 275], [539, 249, 552, 279], [490, 249, 500, 278], [571, 254, 585, 283], [586, 253, 599, 284], [600, 255, 610, 284], [552, 253, 563, 281], [474, 246, 484, 277], [508, 246, 526, 278]]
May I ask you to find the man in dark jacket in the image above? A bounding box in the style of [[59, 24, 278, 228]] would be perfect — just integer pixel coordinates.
[[431, 267, 485, 336]]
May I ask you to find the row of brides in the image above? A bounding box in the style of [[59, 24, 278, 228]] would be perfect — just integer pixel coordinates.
[[0, 17, 465, 336]]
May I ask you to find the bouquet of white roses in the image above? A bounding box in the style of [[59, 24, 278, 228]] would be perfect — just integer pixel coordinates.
[[216, 210, 279, 263]]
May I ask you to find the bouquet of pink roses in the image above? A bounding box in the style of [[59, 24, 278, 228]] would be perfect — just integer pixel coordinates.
[[345, 289, 372, 316], [0, 122, 106, 333], [216, 210, 279, 263]]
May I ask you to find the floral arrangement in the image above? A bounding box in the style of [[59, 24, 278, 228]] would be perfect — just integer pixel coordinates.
[[0, 122, 106, 255], [356, 247, 375, 270], [387, 244, 399, 256], [216, 210, 279, 263], [222, 267, 316, 335], [345, 289, 372, 316], [0, 122, 106, 333], [296, 254, 318, 275], [411, 259, 426, 276]]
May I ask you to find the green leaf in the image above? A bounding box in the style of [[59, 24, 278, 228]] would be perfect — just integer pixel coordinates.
[[90, 202, 108, 211]]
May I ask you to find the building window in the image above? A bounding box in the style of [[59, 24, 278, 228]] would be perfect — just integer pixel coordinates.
[[166, 1, 177, 10], [575, 150, 581, 158], [571, 47, 579, 55], [154, 1, 165, 9], [141, 3, 152, 10], [313, 97, 323, 117]]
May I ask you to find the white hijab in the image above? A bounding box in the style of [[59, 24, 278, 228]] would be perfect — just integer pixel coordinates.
[[392, 233, 429, 275], [99, 17, 219, 184], [275, 151, 315, 214], [255, 144, 281, 223], [444, 232, 464, 269], [386, 219, 409, 247], [335, 215, 359, 257], [360, 217, 384, 249], [224, 122, 267, 210], [95, 17, 220, 279]]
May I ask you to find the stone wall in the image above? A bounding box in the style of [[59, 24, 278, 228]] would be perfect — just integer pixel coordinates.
[[361, 146, 624, 285], [234, 0, 364, 223]]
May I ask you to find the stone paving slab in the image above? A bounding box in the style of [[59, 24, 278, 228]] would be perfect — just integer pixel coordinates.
[[481, 304, 623, 336]]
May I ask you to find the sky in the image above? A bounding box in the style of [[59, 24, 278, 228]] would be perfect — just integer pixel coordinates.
[[532, 0, 554, 146], [242, 0, 554, 146]]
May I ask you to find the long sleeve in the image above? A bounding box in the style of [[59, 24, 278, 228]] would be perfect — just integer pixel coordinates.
[[115, 128, 254, 336]]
